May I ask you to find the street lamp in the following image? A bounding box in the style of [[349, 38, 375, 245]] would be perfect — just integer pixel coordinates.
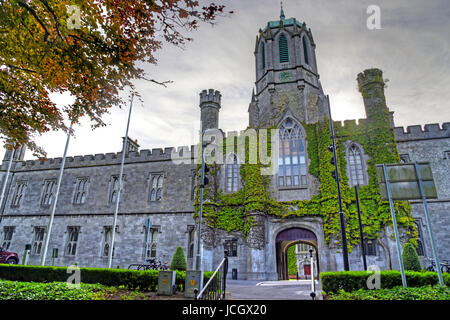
[[327, 97, 350, 271], [195, 129, 214, 271]]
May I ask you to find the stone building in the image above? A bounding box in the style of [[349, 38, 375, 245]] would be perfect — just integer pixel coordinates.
[[0, 9, 448, 280]]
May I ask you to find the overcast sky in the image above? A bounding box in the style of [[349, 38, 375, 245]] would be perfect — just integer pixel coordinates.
[[2, 0, 450, 161]]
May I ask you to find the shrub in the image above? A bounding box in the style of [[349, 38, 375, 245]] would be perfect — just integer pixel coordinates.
[[0, 279, 111, 300], [402, 243, 422, 272], [0, 264, 214, 292], [327, 285, 450, 300], [321, 270, 450, 294], [170, 247, 187, 271]]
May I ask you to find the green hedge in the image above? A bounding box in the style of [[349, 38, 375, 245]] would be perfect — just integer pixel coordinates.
[[321, 271, 450, 294], [0, 264, 213, 292], [327, 285, 450, 300]]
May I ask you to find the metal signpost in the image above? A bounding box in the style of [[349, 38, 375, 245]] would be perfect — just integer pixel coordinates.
[[413, 163, 444, 286], [376, 162, 442, 288], [380, 164, 407, 288]]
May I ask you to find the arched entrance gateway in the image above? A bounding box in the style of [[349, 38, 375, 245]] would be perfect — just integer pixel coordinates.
[[276, 227, 319, 280]]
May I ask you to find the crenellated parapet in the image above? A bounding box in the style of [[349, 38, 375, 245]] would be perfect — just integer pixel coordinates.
[[200, 89, 222, 132], [200, 89, 222, 107], [394, 123, 450, 142], [2, 145, 198, 172]]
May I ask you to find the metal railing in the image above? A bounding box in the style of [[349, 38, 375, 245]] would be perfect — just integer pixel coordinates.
[[194, 251, 228, 300]]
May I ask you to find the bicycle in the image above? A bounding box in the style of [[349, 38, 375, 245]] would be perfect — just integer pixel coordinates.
[[426, 257, 449, 273]]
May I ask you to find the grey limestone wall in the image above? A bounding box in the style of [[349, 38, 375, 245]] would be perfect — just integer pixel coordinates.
[[395, 123, 450, 264], [1, 213, 196, 269]]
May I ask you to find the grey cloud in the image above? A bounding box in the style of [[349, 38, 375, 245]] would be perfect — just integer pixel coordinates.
[[1, 0, 449, 160]]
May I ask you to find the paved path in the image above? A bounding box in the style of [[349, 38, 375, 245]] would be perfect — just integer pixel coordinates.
[[226, 280, 322, 300]]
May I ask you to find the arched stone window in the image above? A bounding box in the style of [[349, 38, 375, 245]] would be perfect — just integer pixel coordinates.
[[346, 144, 366, 186], [109, 176, 121, 204], [279, 34, 289, 63], [74, 177, 89, 204], [41, 179, 56, 206], [278, 118, 308, 187], [149, 174, 164, 201], [225, 154, 239, 192], [302, 36, 310, 65], [260, 42, 265, 70], [11, 181, 26, 207]]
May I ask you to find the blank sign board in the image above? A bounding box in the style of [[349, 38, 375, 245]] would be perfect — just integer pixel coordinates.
[[376, 163, 437, 200]]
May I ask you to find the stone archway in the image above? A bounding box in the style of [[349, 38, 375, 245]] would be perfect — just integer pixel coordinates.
[[275, 227, 319, 280]]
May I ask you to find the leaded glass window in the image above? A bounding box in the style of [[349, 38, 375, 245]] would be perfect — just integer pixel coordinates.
[[144, 227, 159, 259], [102, 226, 116, 257], [225, 154, 239, 192], [364, 239, 377, 256], [109, 177, 119, 204], [149, 174, 163, 202], [65, 226, 79, 256], [41, 180, 56, 206], [278, 118, 307, 187], [74, 178, 89, 204], [11, 182, 26, 207], [347, 144, 365, 186], [2, 226, 14, 250], [32, 227, 45, 255], [224, 239, 238, 257]]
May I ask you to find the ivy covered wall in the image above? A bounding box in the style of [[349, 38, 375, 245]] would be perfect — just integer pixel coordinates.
[[194, 68, 417, 252]]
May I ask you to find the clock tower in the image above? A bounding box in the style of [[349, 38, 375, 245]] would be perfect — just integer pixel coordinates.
[[249, 6, 330, 128]]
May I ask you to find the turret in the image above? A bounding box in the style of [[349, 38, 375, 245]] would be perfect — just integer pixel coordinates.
[[357, 68, 389, 122], [250, 7, 327, 128], [199, 89, 222, 132]]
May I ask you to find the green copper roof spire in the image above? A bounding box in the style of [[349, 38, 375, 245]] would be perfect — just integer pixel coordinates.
[[280, 1, 285, 20]]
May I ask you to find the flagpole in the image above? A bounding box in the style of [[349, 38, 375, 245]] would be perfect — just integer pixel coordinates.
[[108, 93, 134, 268], [41, 122, 73, 266], [0, 148, 15, 226]]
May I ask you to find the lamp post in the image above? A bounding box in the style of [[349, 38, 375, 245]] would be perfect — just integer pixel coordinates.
[[327, 97, 350, 271], [195, 129, 213, 271]]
